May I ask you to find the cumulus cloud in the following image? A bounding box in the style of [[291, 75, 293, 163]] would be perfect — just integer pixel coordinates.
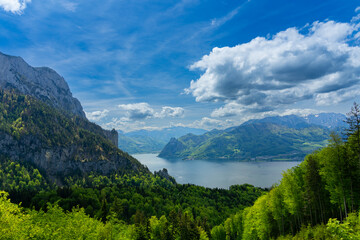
[[186, 17, 360, 118], [118, 103, 185, 120], [118, 103, 155, 120], [104, 117, 146, 132], [155, 106, 185, 118], [85, 109, 109, 121], [0, 0, 30, 14]]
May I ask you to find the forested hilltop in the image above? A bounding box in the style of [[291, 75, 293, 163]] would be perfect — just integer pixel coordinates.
[[159, 114, 342, 161]]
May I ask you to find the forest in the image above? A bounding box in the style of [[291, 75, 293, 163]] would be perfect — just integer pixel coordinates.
[[1, 89, 360, 239]]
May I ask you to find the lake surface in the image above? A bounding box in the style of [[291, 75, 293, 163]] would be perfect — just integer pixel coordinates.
[[133, 153, 300, 189]]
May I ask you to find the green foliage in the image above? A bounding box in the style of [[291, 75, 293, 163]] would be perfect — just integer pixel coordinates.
[[209, 105, 360, 240], [0, 156, 49, 206], [29, 173, 263, 229], [0, 191, 137, 239], [0, 158, 263, 239], [327, 212, 360, 240]]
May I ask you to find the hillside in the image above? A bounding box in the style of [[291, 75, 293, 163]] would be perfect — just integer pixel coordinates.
[[0, 90, 147, 183], [0, 52, 118, 146], [118, 127, 206, 154], [158, 115, 341, 160], [210, 113, 360, 239]]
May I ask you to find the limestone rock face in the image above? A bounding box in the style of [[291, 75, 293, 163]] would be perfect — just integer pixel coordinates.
[[0, 52, 85, 118], [103, 129, 119, 148], [0, 52, 119, 147], [0, 132, 139, 184]]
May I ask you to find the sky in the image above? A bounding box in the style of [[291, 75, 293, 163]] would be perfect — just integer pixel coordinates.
[[0, 0, 360, 132]]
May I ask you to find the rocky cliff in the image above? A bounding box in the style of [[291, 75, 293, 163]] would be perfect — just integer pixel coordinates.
[[0, 132, 137, 184], [0, 52, 118, 146], [0, 52, 85, 117], [0, 90, 146, 184]]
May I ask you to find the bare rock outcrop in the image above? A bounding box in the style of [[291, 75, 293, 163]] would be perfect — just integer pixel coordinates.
[[0, 52, 85, 118]]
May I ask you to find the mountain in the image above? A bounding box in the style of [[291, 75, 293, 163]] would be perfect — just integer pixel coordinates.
[[158, 114, 345, 160], [0, 52, 147, 184], [118, 134, 165, 154], [304, 112, 346, 128], [0, 52, 85, 118], [243, 113, 346, 129], [0, 90, 147, 184], [0, 52, 118, 146], [118, 126, 206, 153]]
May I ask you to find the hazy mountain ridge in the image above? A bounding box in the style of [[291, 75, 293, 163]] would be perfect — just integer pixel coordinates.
[[159, 114, 344, 160], [243, 113, 346, 129], [118, 127, 206, 153]]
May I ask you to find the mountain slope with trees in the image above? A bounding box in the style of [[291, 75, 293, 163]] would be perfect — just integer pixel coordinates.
[[0, 90, 147, 183], [159, 119, 333, 160], [209, 103, 360, 240]]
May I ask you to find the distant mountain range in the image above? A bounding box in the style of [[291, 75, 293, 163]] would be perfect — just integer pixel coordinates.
[[242, 113, 346, 129], [118, 127, 206, 154], [159, 113, 346, 161]]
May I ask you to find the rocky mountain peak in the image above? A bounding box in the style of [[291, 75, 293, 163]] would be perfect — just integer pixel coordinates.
[[0, 52, 85, 118]]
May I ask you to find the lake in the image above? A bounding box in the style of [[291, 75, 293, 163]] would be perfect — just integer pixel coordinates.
[[133, 153, 300, 189]]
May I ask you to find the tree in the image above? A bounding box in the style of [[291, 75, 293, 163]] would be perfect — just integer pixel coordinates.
[[345, 102, 360, 163]]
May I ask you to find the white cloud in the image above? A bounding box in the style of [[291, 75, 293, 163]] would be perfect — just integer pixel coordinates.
[[104, 117, 147, 132], [186, 19, 360, 118], [118, 103, 155, 120], [155, 106, 185, 118], [0, 0, 30, 14], [85, 109, 109, 121], [210, 4, 244, 27], [315, 86, 360, 106], [118, 103, 184, 120]]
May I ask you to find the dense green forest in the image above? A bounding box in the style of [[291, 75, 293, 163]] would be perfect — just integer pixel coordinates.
[[1, 88, 360, 239], [0, 154, 263, 239]]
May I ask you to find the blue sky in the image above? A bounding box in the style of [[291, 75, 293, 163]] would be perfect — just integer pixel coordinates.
[[0, 0, 359, 132]]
